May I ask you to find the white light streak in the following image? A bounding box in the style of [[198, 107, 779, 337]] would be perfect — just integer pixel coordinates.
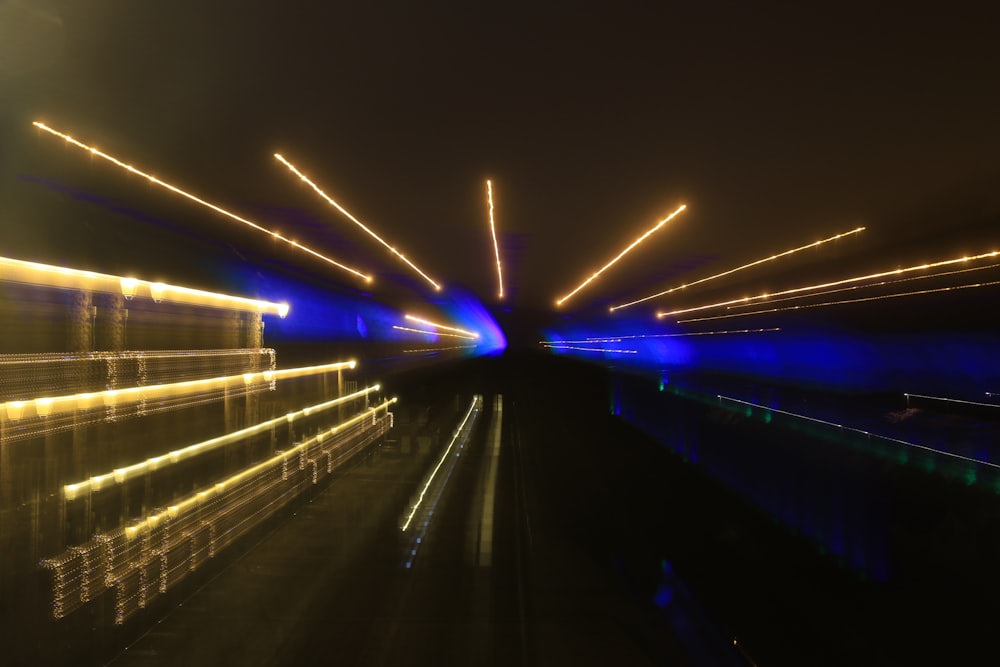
[[658, 250, 1000, 319], [541, 344, 638, 354], [556, 204, 687, 307], [718, 395, 1000, 469], [274, 153, 441, 290], [32, 122, 371, 282], [402, 396, 480, 531], [404, 314, 480, 338], [904, 393, 1000, 409], [611, 226, 865, 311], [487, 179, 504, 299]]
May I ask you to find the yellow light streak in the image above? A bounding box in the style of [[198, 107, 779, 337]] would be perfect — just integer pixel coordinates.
[[724, 261, 1000, 311], [1, 255, 288, 317], [658, 250, 1000, 319], [402, 396, 479, 531], [273, 153, 440, 290], [610, 226, 865, 311], [677, 279, 1000, 323], [63, 383, 380, 499], [134, 397, 397, 523], [392, 325, 478, 340], [2, 360, 354, 421], [404, 314, 480, 338], [32, 122, 371, 283], [403, 345, 478, 353], [487, 179, 504, 299], [555, 204, 687, 307]]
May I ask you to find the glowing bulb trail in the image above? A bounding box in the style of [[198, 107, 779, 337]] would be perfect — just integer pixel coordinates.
[[657, 250, 1000, 319], [274, 153, 441, 291], [404, 314, 480, 338], [31, 122, 371, 283], [610, 226, 865, 311], [677, 279, 1000, 323], [393, 325, 478, 340], [486, 179, 505, 299], [555, 203, 687, 307]]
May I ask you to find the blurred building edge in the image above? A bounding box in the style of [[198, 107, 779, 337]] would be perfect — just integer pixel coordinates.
[[0, 256, 392, 641]]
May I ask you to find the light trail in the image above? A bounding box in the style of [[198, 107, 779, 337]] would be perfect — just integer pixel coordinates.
[[611, 226, 865, 311], [274, 153, 441, 290], [677, 279, 1000, 323], [725, 261, 1000, 311], [538, 328, 780, 345], [541, 344, 638, 354], [555, 204, 687, 307], [2, 359, 354, 421], [393, 325, 478, 340], [658, 249, 1000, 319], [1, 255, 289, 317], [402, 396, 480, 531], [486, 179, 505, 299], [403, 345, 478, 353], [718, 395, 1000, 470], [404, 314, 480, 338], [63, 383, 382, 499], [904, 393, 1000, 409], [32, 122, 371, 283]]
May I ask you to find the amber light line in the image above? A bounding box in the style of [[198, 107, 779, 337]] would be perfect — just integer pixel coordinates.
[[63, 383, 382, 499], [274, 153, 441, 291], [393, 325, 478, 340], [611, 226, 866, 311], [2, 360, 355, 421], [556, 204, 687, 307], [658, 250, 1000, 319], [404, 315, 480, 338], [1, 255, 288, 317], [32, 121, 371, 283], [487, 179, 504, 299]]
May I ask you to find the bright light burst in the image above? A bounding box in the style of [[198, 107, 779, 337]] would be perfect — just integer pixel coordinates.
[[658, 250, 1000, 319], [555, 203, 687, 307], [487, 179, 504, 299], [611, 226, 865, 311], [404, 314, 480, 338], [31, 122, 372, 283], [274, 153, 441, 291]]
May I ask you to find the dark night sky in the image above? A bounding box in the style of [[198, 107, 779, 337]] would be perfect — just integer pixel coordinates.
[[2, 1, 999, 318]]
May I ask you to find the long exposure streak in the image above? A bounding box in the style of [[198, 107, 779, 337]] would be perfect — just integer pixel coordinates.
[[538, 328, 781, 345], [541, 344, 638, 354], [402, 397, 479, 531], [274, 153, 441, 290], [1, 255, 289, 317], [718, 395, 1000, 469], [2, 360, 355, 421], [404, 315, 480, 338], [678, 280, 1000, 323], [610, 226, 865, 311], [487, 179, 504, 299], [555, 204, 687, 307], [31, 122, 371, 283], [393, 325, 478, 340], [63, 384, 382, 499], [658, 250, 1000, 318]]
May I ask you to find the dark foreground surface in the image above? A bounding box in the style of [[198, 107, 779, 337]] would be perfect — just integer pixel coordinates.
[[12, 350, 1000, 665]]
